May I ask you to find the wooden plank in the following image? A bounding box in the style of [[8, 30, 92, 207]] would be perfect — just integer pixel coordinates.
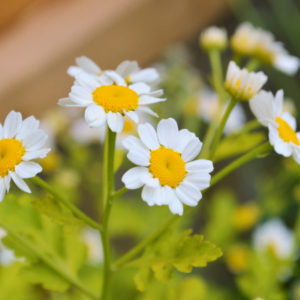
[[0, 0, 228, 120]]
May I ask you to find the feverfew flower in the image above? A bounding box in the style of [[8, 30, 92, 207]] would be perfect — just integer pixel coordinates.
[[197, 88, 246, 134], [200, 26, 227, 51], [250, 89, 300, 163], [67, 57, 160, 85], [225, 61, 267, 101], [253, 219, 294, 259], [0, 111, 50, 202], [122, 118, 213, 216], [58, 71, 164, 133]]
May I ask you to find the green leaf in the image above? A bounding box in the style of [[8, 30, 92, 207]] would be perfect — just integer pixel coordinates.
[[32, 196, 83, 233], [114, 149, 124, 173], [214, 131, 266, 162], [134, 268, 154, 291], [0, 194, 88, 293], [133, 230, 222, 291]]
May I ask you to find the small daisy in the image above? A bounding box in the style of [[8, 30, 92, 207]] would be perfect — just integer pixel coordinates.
[[197, 88, 246, 134], [200, 26, 227, 51], [58, 71, 164, 133], [121, 118, 213, 216], [225, 61, 268, 101], [253, 219, 294, 259], [0, 111, 50, 202], [67, 57, 160, 86], [250, 89, 300, 163]]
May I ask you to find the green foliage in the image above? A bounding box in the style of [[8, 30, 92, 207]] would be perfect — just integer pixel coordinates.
[[0, 194, 88, 293], [32, 196, 83, 233], [214, 131, 266, 162], [133, 230, 222, 291]]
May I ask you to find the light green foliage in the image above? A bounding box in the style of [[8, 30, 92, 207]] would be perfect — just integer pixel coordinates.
[[133, 230, 222, 291], [0, 194, 88, 293], [214, 131, 265, 162], [32, 196, 83, 233], [114, 149, 124, 173]]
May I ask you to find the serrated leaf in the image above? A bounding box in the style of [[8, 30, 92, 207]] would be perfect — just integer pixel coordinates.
[[133, 230, 222, 291], [114, 149, 124, 173], [32, 196, 83, 233], [0, 194, 88, 293], [215, 131, 265, 162]]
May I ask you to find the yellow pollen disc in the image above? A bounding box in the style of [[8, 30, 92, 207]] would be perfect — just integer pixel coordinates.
[[149, 146, 187, 188], [92, 85, 139, 114], [0, 138, 25, 178], [276, 117, 300, 145]]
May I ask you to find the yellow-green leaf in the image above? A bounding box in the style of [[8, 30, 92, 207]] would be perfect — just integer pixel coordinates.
[[114, 149, 124, 173]]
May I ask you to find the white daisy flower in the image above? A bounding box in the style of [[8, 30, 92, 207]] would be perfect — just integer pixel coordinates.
[[121, 118, 214, 216], [200, 26, 227, 51], [197, 88, 246, 134], [250, 89, 300, 163], [253, 219, 294, 259], [231, 22, 261, 56], [0, 111, 51, 202], [58, 71, 164, 133], [225, 61, 268, 101], [67, 57, 160, 86]]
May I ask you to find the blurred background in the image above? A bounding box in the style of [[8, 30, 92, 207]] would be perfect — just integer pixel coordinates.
[[2, 0, 300, 299]]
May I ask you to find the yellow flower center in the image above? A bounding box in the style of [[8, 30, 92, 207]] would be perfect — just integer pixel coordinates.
[[0, 138, 25, 178], [123, 118, 136, 133], [92, 85, 139, 114], [276, 117, 299, 145], [149, 146, 187, 188]]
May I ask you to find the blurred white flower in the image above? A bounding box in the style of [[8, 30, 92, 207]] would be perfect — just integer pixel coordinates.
[[250, 89, 300, 164], [200, 26, 227, 51], [81, 227, 103, 264], [253, 219, 294, 259], [225, 61, 267, 101], [197, 88, 246, 134], [122, 118, 213, 216]]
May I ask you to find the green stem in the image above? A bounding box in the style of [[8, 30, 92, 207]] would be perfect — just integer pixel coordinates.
[[245, 58, 261, 72], [101, 126, 116, 300], [210, 141, 273, 186], [30, 176, 102, 232], [111, 187, 128, 199], [209, 98, 238, 160], [0, 221, 99, 300], [208, 49, 227, 102], [113, 141, 273, 269]]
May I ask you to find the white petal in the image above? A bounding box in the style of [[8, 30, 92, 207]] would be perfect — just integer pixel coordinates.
[[292, 147, 300, 164], [127, 149, 150, 166], [138, 95, 166, 105], [22, 149, 51, 161], [0, 123, 3, 139], [140, 172, 160, 188], [173, 129, 196, 153], [141, 185, 155, 206], [185, 160, 214, 173], [157, 118, 178, 149], [136, 106, 158, 117], [130, 68, 160, 84], [168, 193, 184, 216], [58, 97, 81, 107], [22, 130, 48, 151], [123, 110, 139, 123], [105, 71, 127, 86], [4, 111, 22, 138], [9, 171, 31, 193], [122, 136, 149, 152], [116, 61, 139, 78], [274, 140, 293, 157], [181, 138, 203, 162], [152, 186, 172, 206], [176, 181, 201, 207], [281, 112, 297, 131], [15, 162, 42, 179], [67, 66, 83, 77], [16, 116, 39, 140], [107, 112, 124, 133], [0, 180, 6, 202], [75, 73, 100, 92], [85, 104, 107, 128], [268, 124, 280, 146], [4, 174, 11, 192], [122, 167, 148, 189], [275, 55, 300, 76], [75, 56, 101, 74], [69, 85, 94, 105], [138, 123, 160, 150], [184, 172, 211, 190], [129, 83, 151, 95]]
